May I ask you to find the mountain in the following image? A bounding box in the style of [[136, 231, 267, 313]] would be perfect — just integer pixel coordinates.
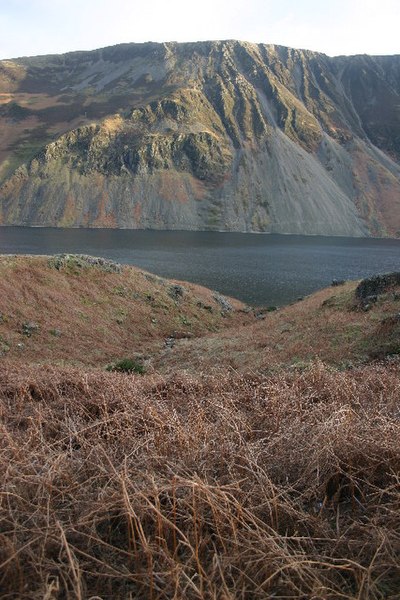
[[1, 40, 400, 235]]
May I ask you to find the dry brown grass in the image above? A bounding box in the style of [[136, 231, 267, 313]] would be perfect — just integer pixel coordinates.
[[1, 360, 400, 598], [157, 281, 400, 374], [3, 256, 400, 377], [0, 255, 251, 367]]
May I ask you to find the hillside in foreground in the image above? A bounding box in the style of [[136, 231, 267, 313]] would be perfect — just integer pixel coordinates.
[[1, 41, 400, 236], [2, 254, 400, 372], [1, 257, 400, 598], [0, 254, 252, 367]]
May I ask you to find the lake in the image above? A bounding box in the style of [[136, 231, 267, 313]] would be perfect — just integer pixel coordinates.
[[1, 227, 400, 306]]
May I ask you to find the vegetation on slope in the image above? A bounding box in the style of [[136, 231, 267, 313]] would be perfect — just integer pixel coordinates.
[[156, 277, 400, 373], [1, 361, 400, 598], [1, 41, 400, 234], [0, 254, 252, 367], [2, 260, 400, 598], [3, 255, 400, 374]]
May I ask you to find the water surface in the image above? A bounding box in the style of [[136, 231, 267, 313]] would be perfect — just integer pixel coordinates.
[[1, 227, 400, 306]]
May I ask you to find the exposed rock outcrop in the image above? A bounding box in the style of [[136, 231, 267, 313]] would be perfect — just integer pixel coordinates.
[[1, 41, 400, 235], [356, 272, 400, 306]]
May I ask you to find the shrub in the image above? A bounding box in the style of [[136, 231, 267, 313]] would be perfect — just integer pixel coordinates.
[[106, 358, 146, 374]]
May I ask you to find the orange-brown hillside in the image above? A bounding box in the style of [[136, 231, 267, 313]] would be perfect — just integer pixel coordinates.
[[2, 259, 400, 598], [2, 254, 400, 374], [0, 254, 252, 367], [157, 277, 400, 373]]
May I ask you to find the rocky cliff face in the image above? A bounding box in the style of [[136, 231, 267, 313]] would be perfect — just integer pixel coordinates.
[[0, 41, 400, 235]]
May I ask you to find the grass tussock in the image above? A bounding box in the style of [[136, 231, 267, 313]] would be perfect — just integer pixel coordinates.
[[1, 360, 400, 598]]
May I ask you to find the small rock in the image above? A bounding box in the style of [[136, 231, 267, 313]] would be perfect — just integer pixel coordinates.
[[331, 279, 345, 287], [165, 337, 175, 349], [197, 301, 213, 312], [358, 294, 378, 311], [239, 306, 253, 313], [17, 342, 25, 350], [168, 284, 186, 300], [356, 272, 400, 306], [213, 293, 233, 312], [254, 306, 276, 319]]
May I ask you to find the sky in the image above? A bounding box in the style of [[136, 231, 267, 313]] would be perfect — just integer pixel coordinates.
[[0, 0, 399, 60]]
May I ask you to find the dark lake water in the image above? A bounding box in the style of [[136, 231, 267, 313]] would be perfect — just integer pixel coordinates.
[[1, 227, 400, 306]]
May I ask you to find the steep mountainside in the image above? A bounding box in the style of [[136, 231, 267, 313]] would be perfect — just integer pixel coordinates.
[[1, 41, 400, 235]]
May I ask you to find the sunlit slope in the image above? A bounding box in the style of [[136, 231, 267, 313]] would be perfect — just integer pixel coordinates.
[[156, 275, 400, 372], [0, 254, 251, 366], [1, 42, 400, 234], [2, 254, 400, 374]]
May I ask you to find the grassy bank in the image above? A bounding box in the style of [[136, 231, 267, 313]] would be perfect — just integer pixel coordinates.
[[0, 254, 251, 367]]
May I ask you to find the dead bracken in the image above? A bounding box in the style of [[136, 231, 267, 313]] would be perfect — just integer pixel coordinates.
[[2, 261, 400, 598], [1, 361, 400, 598]]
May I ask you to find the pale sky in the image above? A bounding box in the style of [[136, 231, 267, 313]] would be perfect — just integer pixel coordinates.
[[0, 0, 399, 60]]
